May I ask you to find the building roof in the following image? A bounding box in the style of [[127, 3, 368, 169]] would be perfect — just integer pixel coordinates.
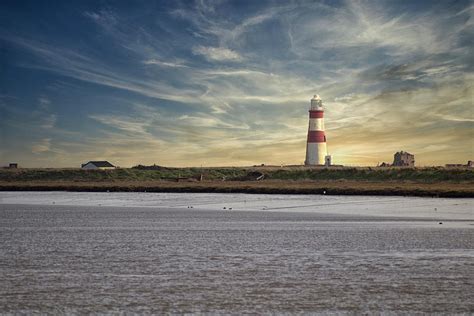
[[84, 161, 115, 167], [395, 151, 414, 156]]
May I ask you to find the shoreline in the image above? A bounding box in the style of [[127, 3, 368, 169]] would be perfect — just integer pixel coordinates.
[[1, 180, 472, 198]]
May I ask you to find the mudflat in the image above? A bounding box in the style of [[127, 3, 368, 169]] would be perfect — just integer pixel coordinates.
[[0, 192, 473, 314]]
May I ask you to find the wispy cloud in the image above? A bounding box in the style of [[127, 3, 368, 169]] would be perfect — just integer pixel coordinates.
[[143, 58, 189, 68], [83, 9, 118, 32], [0, 34, 201, 104], [38, 96, 51, 106], [192, 46, 243, 61], [31, 138, 51, 154]]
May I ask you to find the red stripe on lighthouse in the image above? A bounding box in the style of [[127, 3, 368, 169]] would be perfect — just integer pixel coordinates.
[[307, 131, 326, 143], [309, 111, 324, 118]]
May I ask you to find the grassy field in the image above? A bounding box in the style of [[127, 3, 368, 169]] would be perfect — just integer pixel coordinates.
[[1, 166, 473, 182], [0, 167, 473, 197]]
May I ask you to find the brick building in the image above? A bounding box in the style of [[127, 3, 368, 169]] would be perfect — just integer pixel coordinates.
[[392, 151, 415, 167]]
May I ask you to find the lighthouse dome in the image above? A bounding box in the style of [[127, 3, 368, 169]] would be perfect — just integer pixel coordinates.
[[310, 94, 323, 110]]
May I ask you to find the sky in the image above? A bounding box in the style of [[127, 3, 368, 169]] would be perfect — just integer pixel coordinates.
[[0, 0, 473, 167]]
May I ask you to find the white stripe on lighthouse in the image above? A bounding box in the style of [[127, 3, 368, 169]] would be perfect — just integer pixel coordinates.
[[309, 118, 324, 131]]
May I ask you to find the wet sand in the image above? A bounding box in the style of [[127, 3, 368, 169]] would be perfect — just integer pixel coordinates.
[[1, 192, 473, 313]]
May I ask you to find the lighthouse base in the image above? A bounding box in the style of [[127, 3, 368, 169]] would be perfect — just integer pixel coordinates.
[[305, 142, 327, 165]]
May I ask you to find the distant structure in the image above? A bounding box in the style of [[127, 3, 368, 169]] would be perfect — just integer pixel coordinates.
[[325, 155, 331, 167], [8, 163, 18, 169], [81, 161, 115, 170], [392, 151, 415, 167], [305, 95, 328, 165], [446, 160, 473, 168]]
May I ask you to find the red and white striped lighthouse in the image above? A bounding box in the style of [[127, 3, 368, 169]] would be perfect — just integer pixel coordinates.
[[305, 94, 327, 165]]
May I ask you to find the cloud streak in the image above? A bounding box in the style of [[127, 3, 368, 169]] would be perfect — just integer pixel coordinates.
[[192, 46, 243, 61]]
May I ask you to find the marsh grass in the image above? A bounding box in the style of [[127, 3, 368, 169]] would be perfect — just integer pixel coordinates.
[[0, 166, 472, 197], [1, 167, 472, 183]]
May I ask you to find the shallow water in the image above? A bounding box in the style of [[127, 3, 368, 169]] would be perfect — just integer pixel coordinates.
[[0, 192, 473, 314]]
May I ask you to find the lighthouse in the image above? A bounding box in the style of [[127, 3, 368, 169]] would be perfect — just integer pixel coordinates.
[[305, 94, 328, 165]]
